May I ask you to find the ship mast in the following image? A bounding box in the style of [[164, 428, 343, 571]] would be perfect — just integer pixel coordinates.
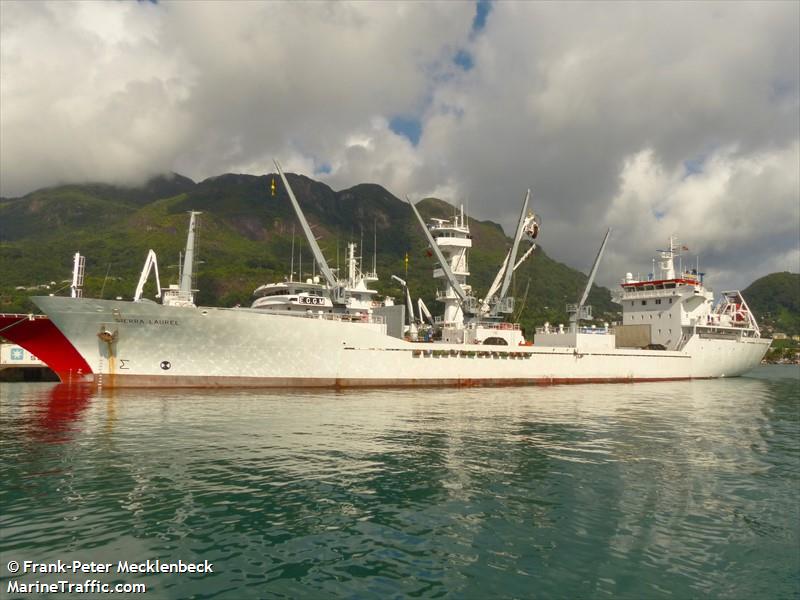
[[70, 252, 85, 299], [658, 235, 679, 280], [406, 197, 471, 309], [179, 211, 201, 301], [159, 211, 202, 307]]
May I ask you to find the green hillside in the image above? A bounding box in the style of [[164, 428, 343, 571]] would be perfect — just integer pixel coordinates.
[[742, 272, 800, 335], [0, 172, 618, 336]]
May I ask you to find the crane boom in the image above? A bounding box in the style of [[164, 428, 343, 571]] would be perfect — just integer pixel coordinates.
[[406, 197, 468, 302], [577, 228, 611, 311], [568, 228, 611, 331], [133, 250, 162, 302], [274, 160, 338, 292], [496, 189, 530, 307]]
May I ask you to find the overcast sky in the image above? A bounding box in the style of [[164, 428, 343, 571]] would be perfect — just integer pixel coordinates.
[[1, 1, 798, 290]]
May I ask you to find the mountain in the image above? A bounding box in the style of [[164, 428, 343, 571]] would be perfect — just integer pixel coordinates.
[[0, 173, 196, 241], [0, 172, 618, 336], [742, 272, 800, 335]]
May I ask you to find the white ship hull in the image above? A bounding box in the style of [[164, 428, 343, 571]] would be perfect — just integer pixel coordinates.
[[34, 297, 770, 388]]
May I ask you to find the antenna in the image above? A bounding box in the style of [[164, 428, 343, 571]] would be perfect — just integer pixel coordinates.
[[290, 224, 295, 282], [373, 218, 377, 274], [513, 278, 531, 322], [99, 263, 111, 298]]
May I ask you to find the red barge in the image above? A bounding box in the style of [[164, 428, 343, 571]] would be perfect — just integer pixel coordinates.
[[0, 314, 92, 384]]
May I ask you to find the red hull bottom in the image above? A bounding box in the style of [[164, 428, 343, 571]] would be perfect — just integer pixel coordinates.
[[0, 314, 92, 384], [92, 373, 700, 389]]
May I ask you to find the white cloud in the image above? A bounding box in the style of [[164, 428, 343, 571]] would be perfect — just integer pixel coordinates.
[[1, 1, 472, 193], [604, 142, 800, 289], [410, 1, 799, 289], [1, 1, 797, 290]]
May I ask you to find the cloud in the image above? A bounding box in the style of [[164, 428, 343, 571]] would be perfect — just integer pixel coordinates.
[[412, 1, 799, 289], [1, 1, 472, 193], [604, 143, 800, 289], [1, 1, 797, 290]]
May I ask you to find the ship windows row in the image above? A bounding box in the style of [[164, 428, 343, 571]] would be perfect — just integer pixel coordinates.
[[634, 298, 673, 306]]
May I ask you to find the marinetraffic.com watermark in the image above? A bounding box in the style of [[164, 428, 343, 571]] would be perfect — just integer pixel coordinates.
[[5, 559, 214, 595]]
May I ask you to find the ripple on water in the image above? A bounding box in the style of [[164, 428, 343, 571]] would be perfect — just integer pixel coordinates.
[[1, 368, 798, 599]]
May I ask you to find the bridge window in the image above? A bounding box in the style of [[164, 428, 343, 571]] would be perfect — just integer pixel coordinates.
[[641, 300, 647, 306]]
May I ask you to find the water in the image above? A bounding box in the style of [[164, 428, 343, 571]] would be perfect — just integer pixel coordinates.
[[1, 366, 798, 599]]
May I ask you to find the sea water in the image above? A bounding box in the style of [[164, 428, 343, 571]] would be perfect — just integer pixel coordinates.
[[1, 366, 798, 599]]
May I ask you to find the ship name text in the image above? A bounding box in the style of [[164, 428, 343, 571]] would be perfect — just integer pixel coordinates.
[[114, 318, 179, 326]]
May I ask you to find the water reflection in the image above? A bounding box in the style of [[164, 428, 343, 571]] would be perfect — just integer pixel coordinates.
[[1, 367, 797, 599], [35, 384, 93, 442]]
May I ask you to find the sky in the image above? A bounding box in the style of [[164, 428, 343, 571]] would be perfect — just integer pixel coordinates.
[[1, 1, 798, 291]]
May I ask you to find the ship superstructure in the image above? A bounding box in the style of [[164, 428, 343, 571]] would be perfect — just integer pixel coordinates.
[[30, 165, 771, 388], [407, 190, 539, 346], [614, 236, 762, 351], [250, 163, 392, 319], [251, 241, 389, 317], [430, 208, 472, 330]]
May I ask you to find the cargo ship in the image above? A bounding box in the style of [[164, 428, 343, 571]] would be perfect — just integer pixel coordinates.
[[31, 163, 770, 388]]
